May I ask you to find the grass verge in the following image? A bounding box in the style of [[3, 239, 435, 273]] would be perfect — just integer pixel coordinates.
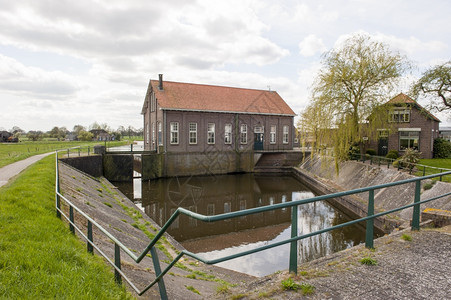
[[0, 155, 133, 299]]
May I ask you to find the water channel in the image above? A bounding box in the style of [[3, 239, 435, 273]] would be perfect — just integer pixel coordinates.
[[114, 172, 369, 277]]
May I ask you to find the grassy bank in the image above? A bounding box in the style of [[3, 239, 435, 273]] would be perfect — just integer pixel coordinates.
[[0, 141, 129, 168], [0, 155, 133, 299], [417, 158, 451, 182]]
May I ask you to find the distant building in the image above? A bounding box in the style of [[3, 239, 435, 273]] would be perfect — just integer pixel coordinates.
[[439, 127, 451, 142], [368, 93, 440, 159], [90, 129, 114, 141], [141, 75, 296, 153], [0, 131, 14, 142]]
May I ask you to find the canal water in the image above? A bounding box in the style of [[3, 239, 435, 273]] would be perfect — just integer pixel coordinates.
[[114, 173, 367, 277]]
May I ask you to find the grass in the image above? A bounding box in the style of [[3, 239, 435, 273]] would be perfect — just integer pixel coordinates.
[[0, 140, 129, 169], [0, 155, 133, 299], [417, 158, 451, 182], [281, 278, 315, 295], [401, 233, 412, 241], [359, 257, 378, 265]]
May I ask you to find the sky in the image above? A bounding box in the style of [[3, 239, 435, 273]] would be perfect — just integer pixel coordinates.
[[0, 0, 450, 132]]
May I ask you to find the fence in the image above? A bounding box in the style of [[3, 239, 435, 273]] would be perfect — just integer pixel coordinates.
[[55, 150, 451, 299], [351, 153, 451, 182]]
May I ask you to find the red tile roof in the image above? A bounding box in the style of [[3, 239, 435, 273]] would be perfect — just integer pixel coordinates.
[[387, 93, 440, 122], [145, 79, 295, 116]]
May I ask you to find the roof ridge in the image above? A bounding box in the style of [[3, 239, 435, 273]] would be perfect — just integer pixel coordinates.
[[150, 79, 275, 93]]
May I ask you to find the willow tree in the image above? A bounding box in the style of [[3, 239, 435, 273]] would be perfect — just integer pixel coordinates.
[[310, 34, 411, 162]]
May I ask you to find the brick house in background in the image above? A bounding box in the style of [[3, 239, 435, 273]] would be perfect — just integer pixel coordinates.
[[141, 75, 296, 153], [369, 93, 440, 159]]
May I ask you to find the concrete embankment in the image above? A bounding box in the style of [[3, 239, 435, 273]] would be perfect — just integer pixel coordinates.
[[58, 162, 254, 300], [297, 156, 451, 230]]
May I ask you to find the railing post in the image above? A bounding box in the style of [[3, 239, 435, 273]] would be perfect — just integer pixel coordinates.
[[88, 146, 90, 156], [150, 247, 168, 300], [67, 149, 70, 158], [289, 205, 298, 275], [114, 243, 122, 285], [87, 220, 93, 254], [423, 166, 426, 176], [56, 156, 61, 219], [440, 169, 443, 181], [411, 181, 421, 231], [365, 189, 375, 249], [69, 205, 75, 234]]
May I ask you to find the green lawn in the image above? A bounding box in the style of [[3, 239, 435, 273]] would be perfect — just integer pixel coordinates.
[[0, 140, 128, 168], [417, 158, 451, 182], [0, 155, 133, 299]]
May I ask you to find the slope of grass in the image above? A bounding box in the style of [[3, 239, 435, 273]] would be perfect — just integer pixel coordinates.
[[0, 155, 133, 299]]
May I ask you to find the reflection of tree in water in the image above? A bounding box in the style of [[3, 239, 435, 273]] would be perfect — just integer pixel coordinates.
[[297, 201, 365, 263]]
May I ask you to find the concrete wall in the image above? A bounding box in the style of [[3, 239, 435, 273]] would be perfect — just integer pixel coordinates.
[[60, 155, 103, 177], [103, 154, 134, 182]]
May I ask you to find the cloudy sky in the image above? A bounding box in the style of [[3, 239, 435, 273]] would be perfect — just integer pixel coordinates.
[[0, 0, 450, 132]]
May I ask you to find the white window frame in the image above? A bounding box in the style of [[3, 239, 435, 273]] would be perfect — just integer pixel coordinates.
[[224, 124, 232, 144], [170, 122, 179, 144], [158, 122, 162, 145], [189, 122, 197, 144], [240, 124, 247, 144], [283, 125, 289, 144], [389, 109, 410, 123], [207, 123, 215, 144], [270, 125, 276, 144]]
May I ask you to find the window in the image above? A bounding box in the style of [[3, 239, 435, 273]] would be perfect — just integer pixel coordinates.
[[240, 124, 247, 144], [378, 130, 389, 138], [146, 123, 150, 144], [170, 122, 179, 144], [224, 202, 231, 213], [399, 131, 419, 150], [207, 123, 215, 144], [189, 123, 197, 144], [389, 109, 410, 123], [270, 125, 276, 144], [158, 122, 162, 145], [283, 125, 289, 144], [207, 203, 215, 216], [152, 122, 155, 144], [224, 124, 232, 144], [150, 93, 156, 112]]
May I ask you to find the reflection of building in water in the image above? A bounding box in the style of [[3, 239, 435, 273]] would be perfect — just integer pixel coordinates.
[[141, 174, 308, 242], [297, 201, 364, 263]]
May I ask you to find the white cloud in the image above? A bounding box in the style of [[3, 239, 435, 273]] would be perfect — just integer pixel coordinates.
[[1, 0, 451, 130], [299, 35, 327, 57]]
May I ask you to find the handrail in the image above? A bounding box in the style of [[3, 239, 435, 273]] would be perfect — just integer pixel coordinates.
[[55, 149, 451, 298]]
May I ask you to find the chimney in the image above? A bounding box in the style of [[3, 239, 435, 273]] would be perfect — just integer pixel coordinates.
[[158, 74, 163, 90]]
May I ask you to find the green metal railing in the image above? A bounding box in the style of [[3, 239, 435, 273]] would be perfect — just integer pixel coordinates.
[[351, 153, 451, 181], [55, 150, 451, 299]]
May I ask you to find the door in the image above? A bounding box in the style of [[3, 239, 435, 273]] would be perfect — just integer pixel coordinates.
[[378, 138, 388, 156], [254, 133, 264, 150]]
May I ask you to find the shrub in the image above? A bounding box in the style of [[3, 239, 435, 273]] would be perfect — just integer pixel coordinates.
[[400, 148, 421, 171], [386, 150, 399, 160], [366, 149, 377, 156], [433, 138, 451, 158]]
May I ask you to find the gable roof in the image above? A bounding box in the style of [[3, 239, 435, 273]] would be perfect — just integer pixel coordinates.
[[142, 79, 295, 116], [387, 93, 440, 122]]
